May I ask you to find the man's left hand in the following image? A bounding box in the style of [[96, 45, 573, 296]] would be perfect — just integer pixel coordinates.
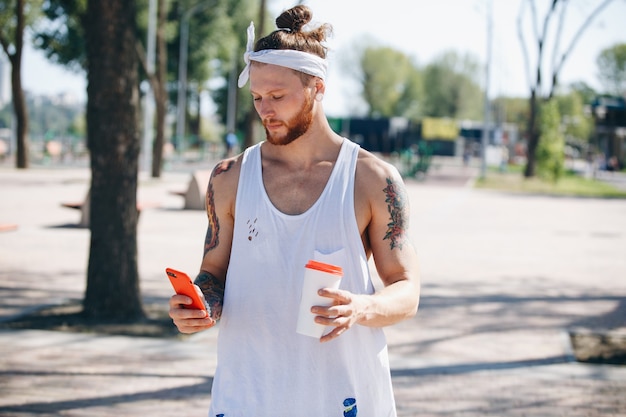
[[312, 288, 368, 343]]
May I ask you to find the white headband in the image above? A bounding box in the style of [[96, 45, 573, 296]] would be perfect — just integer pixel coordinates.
[[237, 22, 328, 88]]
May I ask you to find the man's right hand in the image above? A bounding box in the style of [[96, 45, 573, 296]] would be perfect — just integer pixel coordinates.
[[169, 293, 216, 333]]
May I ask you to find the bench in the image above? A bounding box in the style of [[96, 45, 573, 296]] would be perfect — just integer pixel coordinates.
[[170, 170, 212, 210], [61, 196, 91, 228], [61, 190, 159, 228]]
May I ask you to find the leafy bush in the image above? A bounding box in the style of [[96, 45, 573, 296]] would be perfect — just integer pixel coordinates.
[[536, 100, 565, 182]]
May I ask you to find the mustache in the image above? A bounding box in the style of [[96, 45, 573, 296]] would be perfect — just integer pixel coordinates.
[[263, 118, 282, 126]]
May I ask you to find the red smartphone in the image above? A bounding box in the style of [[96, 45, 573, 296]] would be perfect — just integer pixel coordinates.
[[166, 268, 207, 312]]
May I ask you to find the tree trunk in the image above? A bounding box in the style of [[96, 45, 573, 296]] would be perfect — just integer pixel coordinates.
[[10, 54, 28, 169], [519, 0, 613, 178], [151, 83, 167, 177], [10, 0, 28, 169], [83, 0, 144, 321], [524, 89, 539, 178], [151, 0, 167, 178]]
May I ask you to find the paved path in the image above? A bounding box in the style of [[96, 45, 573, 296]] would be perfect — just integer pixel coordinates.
[[0, 159, 625, 416]]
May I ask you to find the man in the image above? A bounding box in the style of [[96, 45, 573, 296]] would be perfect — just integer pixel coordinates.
[[169, 5, 420, 416]]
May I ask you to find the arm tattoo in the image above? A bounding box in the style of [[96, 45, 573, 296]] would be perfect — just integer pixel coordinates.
[[194, 271, 225, 321], [382, 177, 409, 250], [204, 160, 234, 257]]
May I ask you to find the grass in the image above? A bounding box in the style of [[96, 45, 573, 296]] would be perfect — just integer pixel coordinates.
[[474, 165, 626, 199]]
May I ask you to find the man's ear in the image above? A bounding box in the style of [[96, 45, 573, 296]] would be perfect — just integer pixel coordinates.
[[315, 78, 326, 96], [313, 79, 325, 102]]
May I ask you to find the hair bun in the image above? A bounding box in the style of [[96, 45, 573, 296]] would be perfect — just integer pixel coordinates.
[[275, 5, 312, 32]]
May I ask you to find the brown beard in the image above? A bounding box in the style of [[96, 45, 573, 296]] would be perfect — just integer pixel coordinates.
[[263, 93, 314, 146]]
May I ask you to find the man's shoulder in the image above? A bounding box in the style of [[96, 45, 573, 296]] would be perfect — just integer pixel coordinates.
[[211, 155, 241, 177], [355, 147, 401, 182], [209, 154, 243, 193]]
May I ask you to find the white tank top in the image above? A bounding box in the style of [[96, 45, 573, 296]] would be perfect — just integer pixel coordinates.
[[208, 139, 396, 417]]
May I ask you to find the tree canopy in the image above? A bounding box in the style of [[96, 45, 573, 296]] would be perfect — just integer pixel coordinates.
[[517, 0, 617, 177], [596, 43, 626, 96], [422, 51, 483, 120], [34, 0, 86, 71], [353, 45, 485, 122], [359, 46, 423, 119]]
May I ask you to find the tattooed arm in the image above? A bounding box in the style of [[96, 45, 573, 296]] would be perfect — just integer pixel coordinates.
[[194, 271, 225, 321], [169, 158, 239, 334], [315, 152, 420, 342]]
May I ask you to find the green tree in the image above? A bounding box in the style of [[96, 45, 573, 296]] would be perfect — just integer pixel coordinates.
[[35, 0, 86, 70], [171, 1, 215, 145], [30, 0, 253, 321], [596, 43, 626, 96], [136, 0, 172, 178], [555, 90, 593, 146], [167, 0, 243, 147], [127, 0, 258, 153], [36, 0, 252, 175], [517, 0, 616, 178], [0, 0, 43, 168], [359, 46, 423, 119], [568, 81, 598, 105], [536, 99, 564, 182], [395, 68, 424, 121], [83, 0, 144, 320], [37, 0, 173, 178], [422, 51, 483, 120], [211, 0, 262, 144], [492, 96, 529, 132]]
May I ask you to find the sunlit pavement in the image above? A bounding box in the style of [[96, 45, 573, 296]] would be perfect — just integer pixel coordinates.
[[1, 159, 625, 416]]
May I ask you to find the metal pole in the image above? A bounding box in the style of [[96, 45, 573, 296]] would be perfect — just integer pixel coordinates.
[[142, 0, 157, 172], [480, 0, 493, 179]]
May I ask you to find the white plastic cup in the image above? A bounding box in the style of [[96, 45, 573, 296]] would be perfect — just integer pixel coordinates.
[[296, 260, 343, 338]]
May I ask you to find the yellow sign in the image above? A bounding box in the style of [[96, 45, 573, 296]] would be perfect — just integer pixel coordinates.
[[422, 118, 459, 140]]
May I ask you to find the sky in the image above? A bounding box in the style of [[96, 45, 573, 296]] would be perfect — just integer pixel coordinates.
[[17, 0, 626, 117]]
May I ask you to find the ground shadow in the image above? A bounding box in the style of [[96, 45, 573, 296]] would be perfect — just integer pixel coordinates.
[[0, 298, 181, 339], [0, 370, 213, 413], [391, 355, 571, 377], [391, 281, 626, 366]]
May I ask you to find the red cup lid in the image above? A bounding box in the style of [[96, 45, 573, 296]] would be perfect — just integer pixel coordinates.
[[305, 260, 343, 276]]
